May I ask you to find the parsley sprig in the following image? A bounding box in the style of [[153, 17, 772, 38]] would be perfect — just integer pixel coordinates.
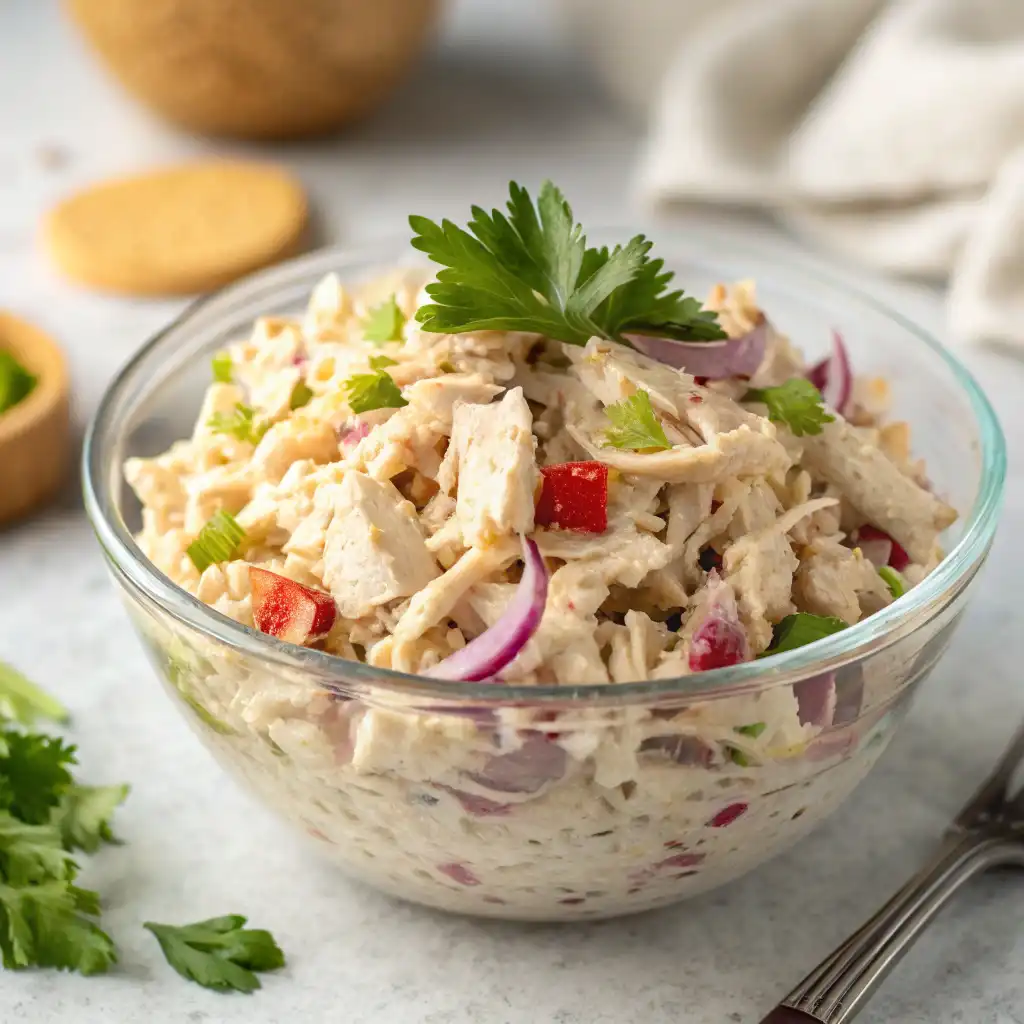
[[603, 390, 671, 451], [210, 352, 233, 384], [744, 378, 834, 437], [343, 359, 407, 414], [207, 403, 268, 446], [0, 661, 127, 976], [410, 181, 725, 346], [144, 916, 285, 993]]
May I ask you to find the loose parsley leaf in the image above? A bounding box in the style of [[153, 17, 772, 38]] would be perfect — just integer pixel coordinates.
[[0, 351, 37, 416], [763, 613, 848, 656], [343, 368, 407, 414], [368, 354, 397, 369], [144, 916, 285, 993], [207, 403, 267, 446], [0, 813, 75, 886], [410, 181, 726, 345], [186, 511, 247, 573], [0, 662, 68, 726], [289, 380, 313, 410], [210, 352, 233, 384], [603, 390, 671, 451], [734, 722, 766, 738], [52, 785, 129, 854], [0, 731, 76, 825], [878, 565, 906, 599], [362, 295, 406, 344], [743, 378, 834, 437]]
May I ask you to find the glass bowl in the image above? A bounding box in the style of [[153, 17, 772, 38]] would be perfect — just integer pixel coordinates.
[[82, 234, 1005, 922]]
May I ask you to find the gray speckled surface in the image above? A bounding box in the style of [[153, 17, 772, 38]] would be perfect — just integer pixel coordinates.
[[2, 2, 1023, 1022]]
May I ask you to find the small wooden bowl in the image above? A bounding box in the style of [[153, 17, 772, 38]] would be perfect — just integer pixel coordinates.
[[0, 313, 71, 526]]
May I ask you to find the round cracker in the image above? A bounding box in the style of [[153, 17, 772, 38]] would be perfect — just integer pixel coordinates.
[[43, 161, 308, 296]]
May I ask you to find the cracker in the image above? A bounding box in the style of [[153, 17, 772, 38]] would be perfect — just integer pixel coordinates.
[[43, 161, 308, 296]]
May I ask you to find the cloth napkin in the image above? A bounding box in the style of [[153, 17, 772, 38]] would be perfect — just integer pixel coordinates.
[[631, 0, 1024, 350]]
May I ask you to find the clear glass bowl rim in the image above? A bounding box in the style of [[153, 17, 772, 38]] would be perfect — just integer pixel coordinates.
[[82, 230, 1006, 705]]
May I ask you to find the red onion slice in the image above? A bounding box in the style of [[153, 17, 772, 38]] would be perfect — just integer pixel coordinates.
[[626, 318, 768, 380], [858, 536, 893, 568], [808, 330, 853, 414], [794, 673, 837, 728], [426, 535, 548, 681], [688, 572, 750, 672], [857, 525, 910, 571], [466, 734, 567, 794]]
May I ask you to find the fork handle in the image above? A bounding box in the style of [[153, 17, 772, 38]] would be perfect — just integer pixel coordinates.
[[760, 832, 1024, 1024]]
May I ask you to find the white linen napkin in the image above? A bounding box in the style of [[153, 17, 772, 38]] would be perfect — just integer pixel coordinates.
[[632, 0, 1024, 349]]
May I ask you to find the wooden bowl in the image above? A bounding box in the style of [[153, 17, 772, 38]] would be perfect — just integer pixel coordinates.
[[64, 0, 442, 140], [0, 313, 71, 526]]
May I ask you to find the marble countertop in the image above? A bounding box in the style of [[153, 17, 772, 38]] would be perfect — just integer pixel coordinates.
[[2, 2, 1022, 1022]]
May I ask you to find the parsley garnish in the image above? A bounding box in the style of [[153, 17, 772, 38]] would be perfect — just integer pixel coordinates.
[[186, 510, 246, 573], [210, 352, 233, 384], [603, 390, 670, 451], [410, 181, 726, 345], [744, 378, 834, 437], [0, 662, 68, 726], [878, 565, 906, 599], [0, 662, 125, 976], [368, 354, 397, 369], [343, 367, 407, 414], [144, 916, 285, 993], [762, 613, 848, 656], [207, 403, 267, 446], [362, 294, 406, 344], [0, 351, 37, 416], [289, 380, 313, 410], [734, 722, 766, 738]]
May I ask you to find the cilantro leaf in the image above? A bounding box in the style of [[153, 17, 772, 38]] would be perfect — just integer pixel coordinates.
[[0, 351, 37, 416], [207, 403, 267, 446], [52, 784, 129, 854], [343, 368, 407, 414], [410, 181, 726, 346], [362, 295, 406, 343], [288, 380, 313, 411], [0, 731, 76, 825], [186, 510, 247, 573], [878, 565, 906, 599], [744, 378, 835, 437], [210, 352, 233, 384], [145, 916, 285, 993], [0, 662, 68, 726], [763, 613, 848, 656], [603, 390, 671, 451], [0, 813, 75, 886]]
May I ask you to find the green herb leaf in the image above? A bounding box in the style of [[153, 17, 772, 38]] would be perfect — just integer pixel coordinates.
[[52, 784, 129, 854], [186, 511, 247, 573], [368, 354, 397, 369], [210, 352, 233, 384], [207, 403, 267, 446], [438, 359, 457, 374], [0, 732, 76, 825], [0, 813, 75, 886], [878, 565, 906, 599], [362, 295, 406, 344], [734, 722, 766, 738], [343, 369, 408, 415], [744, 378, 835, 437], [288, 380, 313, 410], [144, 916, 285, 993], [0, 662, 69, 726], [0, 351, 37, 416], [763, 613, 849, 656], [603, 390, 671, 451], [410, 181, 726, 346]]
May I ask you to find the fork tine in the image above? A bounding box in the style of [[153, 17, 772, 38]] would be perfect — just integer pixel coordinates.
[[955, 720, 1024, 830]]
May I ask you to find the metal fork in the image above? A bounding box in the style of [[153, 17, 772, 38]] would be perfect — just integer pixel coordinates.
[[760, 721, 1024, 1024]]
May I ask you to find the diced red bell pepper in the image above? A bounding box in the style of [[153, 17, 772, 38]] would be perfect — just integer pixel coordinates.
[[534, 461, 608, 534], [250, 567, 337, 646], [858, 524, 910, 571]]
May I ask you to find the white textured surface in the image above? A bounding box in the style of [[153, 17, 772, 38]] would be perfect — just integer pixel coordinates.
[[1, 2, 1023, 1022]]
